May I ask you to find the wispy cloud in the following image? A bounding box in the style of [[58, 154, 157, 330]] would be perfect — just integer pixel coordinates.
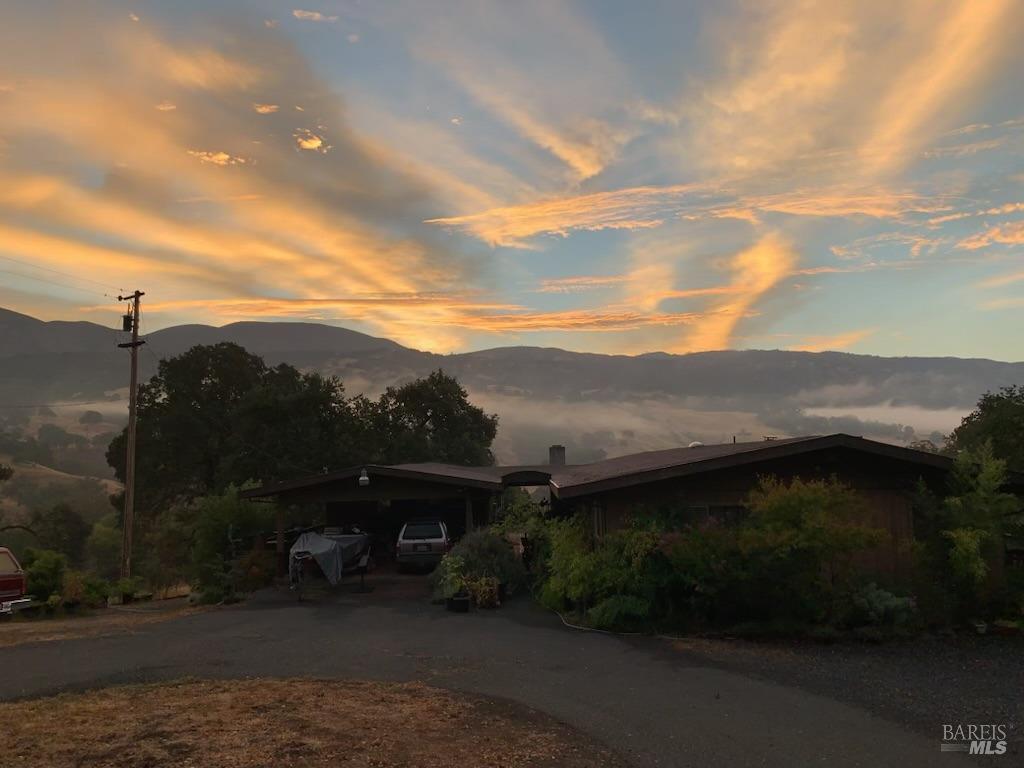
[[427, 184, 693, 247], [977, 270, 1024, 289], [689, 0, 1016, 181], [673, 233, 799, 353], [186, 149, 248, 166], [922, 137, 1006, 159], [292, 9, 338, 23], [428, 184, 943, 247], [958, 221, 1024, 250], [253, 103, 279, 114], [537, 275, 629, 293], [0, 7, 477, 350]]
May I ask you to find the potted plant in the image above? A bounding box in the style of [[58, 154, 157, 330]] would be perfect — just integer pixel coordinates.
[[436, 555, 471, 613], [467, 575, 500, 609]]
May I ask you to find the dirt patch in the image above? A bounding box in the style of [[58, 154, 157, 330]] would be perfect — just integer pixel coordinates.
[[2, 679, 622, 767], [0, 599, 203, 648]]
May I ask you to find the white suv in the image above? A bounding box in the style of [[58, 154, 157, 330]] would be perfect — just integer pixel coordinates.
[[395, 520, 450, 570]]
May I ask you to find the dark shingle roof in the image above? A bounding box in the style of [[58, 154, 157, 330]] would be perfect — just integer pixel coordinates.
[[242, 434, 952, 500]]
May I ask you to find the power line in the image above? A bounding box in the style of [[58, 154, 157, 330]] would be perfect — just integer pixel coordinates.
[[0, 267, 115, 300], [0, 400, 122, 409], [0, 254, 123, 293]]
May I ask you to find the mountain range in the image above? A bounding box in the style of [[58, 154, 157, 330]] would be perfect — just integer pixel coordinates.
[[2, 307, 1021, 462]]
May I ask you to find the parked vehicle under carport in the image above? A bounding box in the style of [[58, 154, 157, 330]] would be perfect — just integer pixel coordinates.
[[395, 520, 451, 572]]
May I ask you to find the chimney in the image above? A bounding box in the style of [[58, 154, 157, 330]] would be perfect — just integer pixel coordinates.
[[548, 444, 566, 466]]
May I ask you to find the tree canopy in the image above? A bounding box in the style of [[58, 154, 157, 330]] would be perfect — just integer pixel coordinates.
[[106, 343, 498, 512], [947, 385, 1024, 472]]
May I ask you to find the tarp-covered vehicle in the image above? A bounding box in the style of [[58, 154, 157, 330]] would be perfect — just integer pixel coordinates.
[[289, 531, 372, 598]]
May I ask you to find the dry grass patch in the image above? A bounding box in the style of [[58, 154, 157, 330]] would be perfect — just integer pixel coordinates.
[[0, 600, 202, 648], [3, 679, 622, 768]]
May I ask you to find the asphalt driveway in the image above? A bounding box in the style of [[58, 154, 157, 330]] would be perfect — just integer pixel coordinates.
[[0, 575, 976, 767]]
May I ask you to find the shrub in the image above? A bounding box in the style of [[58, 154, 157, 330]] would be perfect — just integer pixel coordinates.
[[588, 595, 651, 631], [740, 476, 883, 624], [114, 576, 142, 601], [86, 515, 123, 580], [432, 554, 468, 599], [233, 548, 276, 593], [21, 548, 67, 600], [466, 575, 501, 608], [191, 487, 274, 600], [540, 517, 661, 625], [60, 571, 109, 610], [446, 531, 526, 592], [843, 582, 916, 629]]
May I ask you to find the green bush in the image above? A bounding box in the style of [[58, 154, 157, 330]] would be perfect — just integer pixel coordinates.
[[446, 531, 526, 591], [85, 515, 122, 581], [588, 595, 652, 630], [432, 554, 468, 599], [911, 443, 1022, 623], [535, 476, 889, 634], [114, 576, 142, 601], [843, 582, 916, 629], [83, 573, 111, 607], [21, 548, 67, 600], [540, 517, 661, 626], [190, 487, 274, 600], [739, 476, 884, 624]]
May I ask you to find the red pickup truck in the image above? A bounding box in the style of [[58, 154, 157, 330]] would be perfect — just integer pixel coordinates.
[[0, 547, 32, 615]]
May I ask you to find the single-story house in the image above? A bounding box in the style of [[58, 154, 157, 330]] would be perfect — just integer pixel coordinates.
[[242, 433, 971, 576]]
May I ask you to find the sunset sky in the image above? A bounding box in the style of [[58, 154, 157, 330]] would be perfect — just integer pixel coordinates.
[[1, 1, 1022, 359]]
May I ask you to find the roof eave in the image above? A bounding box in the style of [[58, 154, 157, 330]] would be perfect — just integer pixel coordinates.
[[553, 434, 952, 499]]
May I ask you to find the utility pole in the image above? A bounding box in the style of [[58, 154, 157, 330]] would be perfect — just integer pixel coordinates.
[[117, 291, 145, 579]]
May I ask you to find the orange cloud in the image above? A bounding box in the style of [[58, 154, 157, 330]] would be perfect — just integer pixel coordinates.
[[426, 184, 698, 247], [790, 329, 876, 352], [253, 103, 279, 114], [673, 233, 798, 353], [958, 221, 1024, 250], [293, 129, 329, 152], [428, 184, 940, 247], [186, 149, 248, 166]]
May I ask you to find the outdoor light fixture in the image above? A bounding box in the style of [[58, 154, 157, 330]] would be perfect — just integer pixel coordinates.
[[358, 468, 370, 487]]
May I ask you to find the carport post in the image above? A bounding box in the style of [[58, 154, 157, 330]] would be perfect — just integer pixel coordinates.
[[464, 494, 474, 534], [275, 505, 287, 577]]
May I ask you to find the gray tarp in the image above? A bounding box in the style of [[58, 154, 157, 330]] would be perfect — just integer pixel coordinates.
[[289, 531, 370, 586], [290, 532, 344, 585]]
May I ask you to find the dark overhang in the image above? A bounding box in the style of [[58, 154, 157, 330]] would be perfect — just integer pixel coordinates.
[[239, 434, 956, 503]]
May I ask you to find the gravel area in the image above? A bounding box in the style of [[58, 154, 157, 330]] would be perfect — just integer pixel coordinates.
[[668, 634, 1024, 758]]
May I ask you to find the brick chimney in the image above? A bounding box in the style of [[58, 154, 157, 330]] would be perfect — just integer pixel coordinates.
[[548, 444, 566, 466]]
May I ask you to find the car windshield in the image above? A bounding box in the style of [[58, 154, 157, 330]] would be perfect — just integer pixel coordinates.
[[403, 523, 443, 540], [0, 552, 19, 574]]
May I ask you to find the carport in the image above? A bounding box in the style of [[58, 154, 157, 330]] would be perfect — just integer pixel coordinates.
[[240, 463, 554, 575]]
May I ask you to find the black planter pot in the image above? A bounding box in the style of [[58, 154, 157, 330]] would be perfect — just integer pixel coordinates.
[[446, 595, 471, 613]]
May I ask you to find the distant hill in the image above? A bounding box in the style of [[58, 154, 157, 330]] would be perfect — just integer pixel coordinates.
[[2, 307, 1021, 462]]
